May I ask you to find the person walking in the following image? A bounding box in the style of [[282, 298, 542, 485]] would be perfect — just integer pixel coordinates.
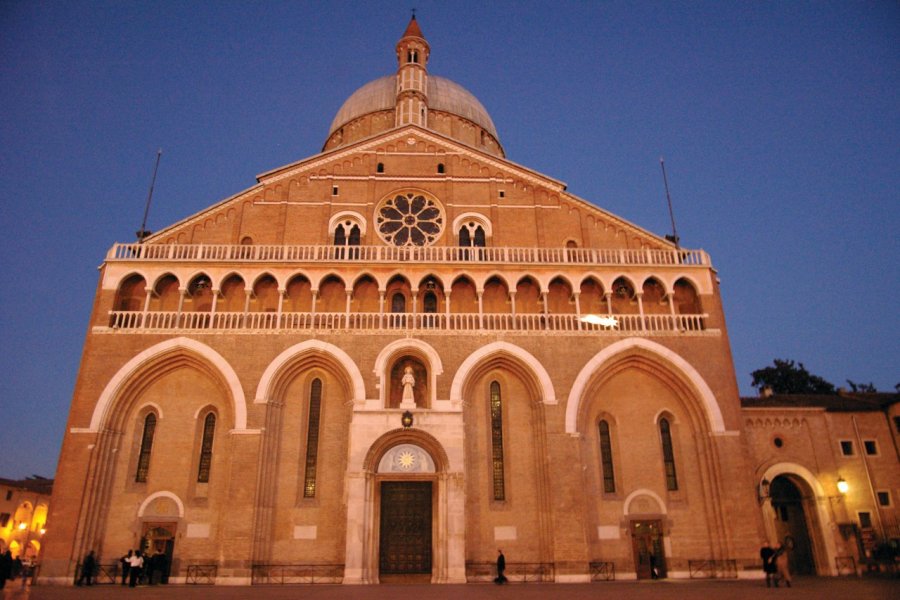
[[76, 550, 97, 586], [0, 550, 12, 589], [760, 542, 777, 587], [774, 543, 792, 587], [495, 549, 508, 584]]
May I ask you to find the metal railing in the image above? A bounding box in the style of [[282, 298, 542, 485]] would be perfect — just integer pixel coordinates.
[[107, 242, 710, 267], [687, 559, 738, 579], [589, 561, 616, 581], [186, 564, 217, 584], [74, 562, 118, 584], [250, 564, 344, 585], [108, 310, 710, 334], [465, 561, 554, 583]]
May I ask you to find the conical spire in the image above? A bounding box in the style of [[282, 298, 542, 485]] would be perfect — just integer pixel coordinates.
[[402, 14, 424, 40]]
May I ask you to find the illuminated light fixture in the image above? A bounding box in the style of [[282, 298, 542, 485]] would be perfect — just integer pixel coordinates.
[[836, 477, 849, 495], [40, 528, 46, 535], [580, 314, 619, 328], [18, 522, 27, 530], [401, 410, 414, 429]]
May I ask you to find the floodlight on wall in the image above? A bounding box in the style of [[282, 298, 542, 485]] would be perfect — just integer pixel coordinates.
[[580, 314, 619, 328]]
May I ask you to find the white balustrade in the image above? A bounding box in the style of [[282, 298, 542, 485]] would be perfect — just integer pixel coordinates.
[[108, 243, 710, 267], [107, 310, 709, 334]]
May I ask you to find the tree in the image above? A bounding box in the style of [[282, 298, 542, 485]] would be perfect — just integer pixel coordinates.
[[751, 359, 836, 394]]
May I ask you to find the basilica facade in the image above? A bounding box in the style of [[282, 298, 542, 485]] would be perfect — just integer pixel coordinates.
[[40, 18, 897, 585]]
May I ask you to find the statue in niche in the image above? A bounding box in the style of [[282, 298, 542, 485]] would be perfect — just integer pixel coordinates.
[[400, 365, 416, 408]]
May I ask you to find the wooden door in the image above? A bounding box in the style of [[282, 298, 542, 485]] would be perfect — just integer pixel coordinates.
[[379, 481, 432, 574]]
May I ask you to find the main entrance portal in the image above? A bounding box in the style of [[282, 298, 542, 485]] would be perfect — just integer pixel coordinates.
[[379, 481, 433, 575]]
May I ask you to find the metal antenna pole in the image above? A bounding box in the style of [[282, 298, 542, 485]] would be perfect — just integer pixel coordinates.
[[137, 149, 162, 243], [659, 157, 680, 250]]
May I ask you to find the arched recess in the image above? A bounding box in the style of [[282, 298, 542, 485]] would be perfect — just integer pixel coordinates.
[[137, 490, 186, 519], [450, 342, 556, 405], [255, 340, 366, 405], [759, 462, 839, 576], [88, 337, 248, 432], [373, 339, 444, 409], [565, 338, 725, 434]]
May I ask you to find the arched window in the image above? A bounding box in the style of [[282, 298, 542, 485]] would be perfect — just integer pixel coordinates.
[[348, 224, 361, 246], [598, 420, 615, 493], [303, 378, 323, 498], [423, 291, 437, 313], [391, 292, 406, 313], [334, 226, 346, 246], [376, 162, 384, 173], [135, 413, 156, 483], [197, 413, 216, 483], [659, 418, 678, 491], [473, 226, 486, 247], [437, 163, 445, 174], [458, 227, 471, 247], [490, 381, 505, 501]]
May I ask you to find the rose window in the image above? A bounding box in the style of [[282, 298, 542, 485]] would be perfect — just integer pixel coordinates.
[[376, 192, 444, 246]]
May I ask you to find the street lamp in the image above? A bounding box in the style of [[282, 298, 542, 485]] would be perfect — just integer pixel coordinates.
[[836, 477, 849, 495]]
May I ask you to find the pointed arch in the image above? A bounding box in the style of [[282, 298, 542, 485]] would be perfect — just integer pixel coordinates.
[[450, 341, 556, 405], [255, 340, 365, 405], [87, 337, 247, 432], [565, 338, 725, 434]]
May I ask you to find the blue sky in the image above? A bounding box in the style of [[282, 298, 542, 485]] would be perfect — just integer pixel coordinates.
[[1, 1, 897, 479]]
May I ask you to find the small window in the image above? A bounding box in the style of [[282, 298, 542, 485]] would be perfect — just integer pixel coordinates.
[[377, 162, 384, 173], [894, 416, 900, 434], [840, 440, 854, 456], [303, 378, 323, 498], [5, 490, 11, 501], [0, 512, 10, 527], [864, 440, 878, 455], [498, 190, 505, 198], [598, 420, 616, 493], [197, 413, 216, 483], [877, 491, 891, 507], [773, 437, 784, 448], [437, 163, 445, 174], [490, 381, 506, 501], [135, 413, 157, 483], [659, 418, 678, 491], [332, 186, 339, 196], [858, 511, 873, 529]]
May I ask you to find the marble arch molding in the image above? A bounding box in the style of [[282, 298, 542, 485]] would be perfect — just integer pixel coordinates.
[[86, 337, 248, 432], [565, 338, 725, 435]]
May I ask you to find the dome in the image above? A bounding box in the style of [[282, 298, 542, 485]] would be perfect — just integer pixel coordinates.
[[327, 74, 499, 141]]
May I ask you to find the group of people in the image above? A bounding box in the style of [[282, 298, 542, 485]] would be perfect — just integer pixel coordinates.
[[75, 547, 169, 587], [0, 550, 32, 589], [760, 541, 792, 588], [120, 548, 169, 587]]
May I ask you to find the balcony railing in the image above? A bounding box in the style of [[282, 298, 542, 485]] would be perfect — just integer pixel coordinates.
[[107, 243, 710, 267], [107, 310, 710, 333]]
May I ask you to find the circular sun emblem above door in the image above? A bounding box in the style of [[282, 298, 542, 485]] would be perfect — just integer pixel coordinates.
[[376, 191, 444, 246]]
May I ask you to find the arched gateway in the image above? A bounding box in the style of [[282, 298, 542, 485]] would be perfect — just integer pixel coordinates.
[[344, 429, 464, 584]]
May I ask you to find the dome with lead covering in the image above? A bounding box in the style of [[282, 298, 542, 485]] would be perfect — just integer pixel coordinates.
[[327, 74, 500, 142]]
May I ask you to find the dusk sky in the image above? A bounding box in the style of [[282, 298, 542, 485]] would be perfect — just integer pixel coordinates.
[[1, 1, 897, 480]]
